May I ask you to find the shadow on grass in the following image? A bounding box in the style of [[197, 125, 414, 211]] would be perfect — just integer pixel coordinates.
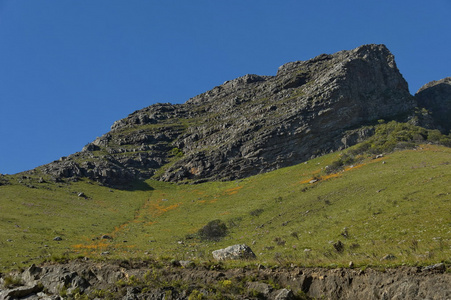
[[120, 180, 155, 191]]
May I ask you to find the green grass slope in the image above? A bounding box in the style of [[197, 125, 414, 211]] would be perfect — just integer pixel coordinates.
[[1, 144, 450, 271]]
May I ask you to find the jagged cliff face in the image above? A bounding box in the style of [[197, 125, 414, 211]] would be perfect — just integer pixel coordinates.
[[415, 77, 451, 134], [39, 44, 416, 186]]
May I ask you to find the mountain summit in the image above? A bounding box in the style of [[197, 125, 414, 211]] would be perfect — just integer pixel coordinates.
[[39, 44, 429, 186]]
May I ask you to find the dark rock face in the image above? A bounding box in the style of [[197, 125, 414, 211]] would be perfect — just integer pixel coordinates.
[[38, 44, 416, 186], [415, 77, 451, 134]]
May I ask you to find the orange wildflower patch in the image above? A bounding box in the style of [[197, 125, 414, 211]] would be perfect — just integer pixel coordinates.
[[299, 178, 316, 184], [224, 186, 243, 195], [318, 172, 343, 181], [191, 189, 206, 195], [71, 196, 182, 254], [300, 157, 391, 185], [146, 201, 181, 218], [343, 163, 365, 172], [112, 223, 129, 236]]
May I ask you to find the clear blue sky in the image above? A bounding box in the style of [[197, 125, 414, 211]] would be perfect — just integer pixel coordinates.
[[0, 1, 450, 175]]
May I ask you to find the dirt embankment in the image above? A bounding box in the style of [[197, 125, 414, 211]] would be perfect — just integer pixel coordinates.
[[0, 259, 450, 299]]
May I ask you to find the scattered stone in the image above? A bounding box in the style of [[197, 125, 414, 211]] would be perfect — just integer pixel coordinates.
[[349, 261, 354, 268], [212, 244, 256, 261], [272, 288, 295, 300], [179, 260, 195, 268], [341, 227, 349, 238], [53, 236, 62, 241], [423, 263, 446, 272], [101, 235, 113, 240], [0, 284, 43, 299], [78, 192, 86, 198]]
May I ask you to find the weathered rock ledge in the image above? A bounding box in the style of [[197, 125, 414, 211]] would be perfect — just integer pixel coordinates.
[[32, 44, 422, 187], [1, 260, 449, 299]]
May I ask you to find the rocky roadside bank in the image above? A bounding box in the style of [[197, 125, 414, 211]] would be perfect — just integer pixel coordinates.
[[0, 259, 450, 299]]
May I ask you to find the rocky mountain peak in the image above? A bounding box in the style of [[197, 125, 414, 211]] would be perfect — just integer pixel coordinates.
[[37, 44, 420, 187], [415, 77, 451, 134]]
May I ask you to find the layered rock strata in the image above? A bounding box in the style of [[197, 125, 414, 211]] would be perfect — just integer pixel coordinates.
[[38, 44, 416, 186]]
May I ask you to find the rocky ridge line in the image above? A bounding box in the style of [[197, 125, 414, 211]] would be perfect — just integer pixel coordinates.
[[33, 44, 449, 187]]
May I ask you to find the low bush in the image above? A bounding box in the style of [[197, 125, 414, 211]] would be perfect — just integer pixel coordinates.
[[198, 219, 228, 241]]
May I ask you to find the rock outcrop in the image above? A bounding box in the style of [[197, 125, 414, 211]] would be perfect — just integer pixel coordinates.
[[0, 260, 450, 299], [212, 244, 256, 261], [36, 44, 417, 187], [415, 77, 451, 134]]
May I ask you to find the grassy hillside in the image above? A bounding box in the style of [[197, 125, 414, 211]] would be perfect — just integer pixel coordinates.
[[1, 144, 450, 271]]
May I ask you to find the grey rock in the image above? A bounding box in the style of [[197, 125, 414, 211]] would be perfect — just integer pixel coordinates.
[[212, 244, 256, 261], [1, 260, 451, 300], [53, 236, 62, 241], [36, 44, 418, 187], [247, 281, 272, 297], [21, 264, 42, 283], [123, 287, 140, 300], [415, 77, 451, 133], [272, 288, 295, 300], [0, 284, 42, 300], [179, 260, 194, 268], [45, 275, 75, 295], [423, 263, 446, 272]]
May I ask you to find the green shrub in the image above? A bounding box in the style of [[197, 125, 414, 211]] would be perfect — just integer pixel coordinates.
[[249, 208, 264, 217], [188, 289, 205, 300], [198, 219, 228, 241], [169, 147, 184, 157], [342, 121, 451, 162], [326, 153, 356, 174], [2, 275, 23, 288]]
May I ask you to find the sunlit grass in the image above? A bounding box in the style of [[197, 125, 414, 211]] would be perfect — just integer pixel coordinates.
[[1, 144, 450, 271]]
